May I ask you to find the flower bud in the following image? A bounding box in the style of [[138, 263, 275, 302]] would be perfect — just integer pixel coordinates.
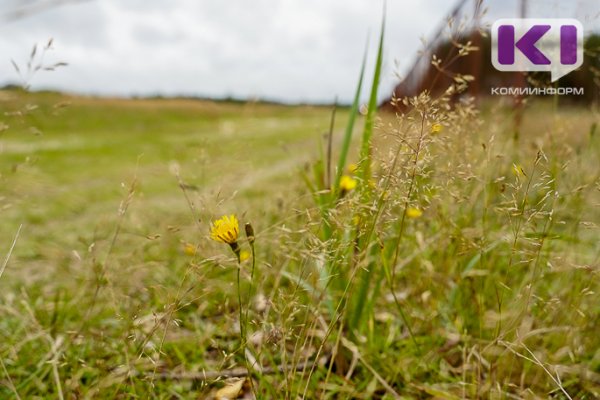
[[245, 222, 255, 244]]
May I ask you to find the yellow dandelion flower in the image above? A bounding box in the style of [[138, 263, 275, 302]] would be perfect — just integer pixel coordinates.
[[512, 163, 526, 178], [406, 207, 423, 219], [430, 123, 443, 135], [183, 243, 196, 256], [347, 163, 358, 174], [210, 214, 239, 244], [340, 175, 357, 192], [240, 250, 251, 262]]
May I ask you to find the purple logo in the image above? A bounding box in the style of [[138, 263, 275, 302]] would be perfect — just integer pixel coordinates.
[[492, 19, 583, 82]]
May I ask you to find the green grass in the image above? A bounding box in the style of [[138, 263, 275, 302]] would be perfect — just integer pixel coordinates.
[[1, 88, 599, 399]]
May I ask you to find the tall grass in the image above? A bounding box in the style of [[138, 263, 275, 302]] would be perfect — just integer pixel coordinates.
[[1, 13, 599, 400], [296, 11, 599, 398]]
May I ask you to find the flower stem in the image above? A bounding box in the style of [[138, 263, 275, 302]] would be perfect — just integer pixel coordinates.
[[236, 265, 245, 343]]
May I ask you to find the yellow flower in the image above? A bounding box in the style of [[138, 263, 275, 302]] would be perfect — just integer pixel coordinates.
[[339, 175, 357, 192], [210, 214, 239, 244], [406, 207, 423, 219], [183, 243, 196, 256], [240, 250, 251, 262], [430, 123, 443, 135], [512, 163, 526, 178]]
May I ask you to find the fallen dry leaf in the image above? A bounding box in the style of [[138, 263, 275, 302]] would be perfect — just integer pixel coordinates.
[[214, 378, 245, 400]]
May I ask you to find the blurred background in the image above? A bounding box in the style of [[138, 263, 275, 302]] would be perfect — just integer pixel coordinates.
[[1, 0, 599, 104]]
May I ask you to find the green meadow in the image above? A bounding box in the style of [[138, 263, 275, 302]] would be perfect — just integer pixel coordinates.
[[1, 88, 599, 399]]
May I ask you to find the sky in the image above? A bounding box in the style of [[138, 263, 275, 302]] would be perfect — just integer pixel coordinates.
[[0, 0, 598, 103]]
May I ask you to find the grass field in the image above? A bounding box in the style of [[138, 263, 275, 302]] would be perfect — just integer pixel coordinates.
[[1, 89, 599, 399]]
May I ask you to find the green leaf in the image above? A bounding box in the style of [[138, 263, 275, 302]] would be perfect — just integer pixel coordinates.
[[333, 43, 368, 198], [358, 9, 385, 183]]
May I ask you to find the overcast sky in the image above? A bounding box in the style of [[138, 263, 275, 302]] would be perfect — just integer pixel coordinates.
[[1, 0, 598, 103]]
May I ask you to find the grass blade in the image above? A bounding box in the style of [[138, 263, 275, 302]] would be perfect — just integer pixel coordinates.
[[1, 224, 22, 281], [359, 8, 385, 183], [333, 43, 368, 197], [347, 5, 386, 336]]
